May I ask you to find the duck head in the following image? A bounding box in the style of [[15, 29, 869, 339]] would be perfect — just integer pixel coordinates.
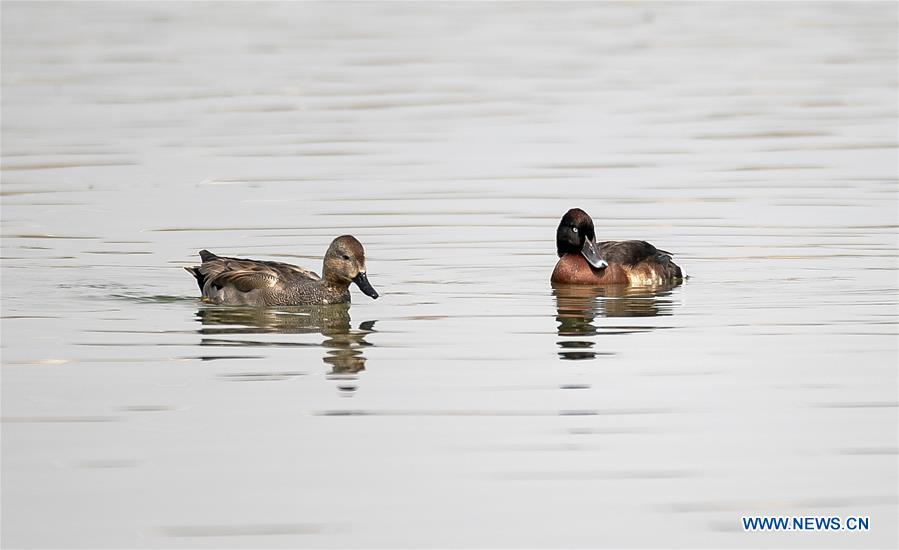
[[323, 235, 379, 299], [556, 208, 608, 269]]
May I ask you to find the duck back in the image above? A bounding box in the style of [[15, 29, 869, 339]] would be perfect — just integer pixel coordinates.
[[185, 250, 349, 306], [552, 240, 683, 286]]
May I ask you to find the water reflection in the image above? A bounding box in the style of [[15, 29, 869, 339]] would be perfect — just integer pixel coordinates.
[[553, 284, 680, 361], [194, 305, 375, 391]]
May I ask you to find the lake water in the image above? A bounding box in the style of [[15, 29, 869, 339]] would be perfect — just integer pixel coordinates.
[[2, 2, 897, 548]]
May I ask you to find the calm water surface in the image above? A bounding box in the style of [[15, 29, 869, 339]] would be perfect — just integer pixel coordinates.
[[2, 3, 897, 548]]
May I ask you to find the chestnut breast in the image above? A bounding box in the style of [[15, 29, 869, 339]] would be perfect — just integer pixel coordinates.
[[551, 254, 630, 284]]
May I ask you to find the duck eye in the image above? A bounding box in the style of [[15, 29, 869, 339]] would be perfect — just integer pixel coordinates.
[[342, 254, 350, 260]]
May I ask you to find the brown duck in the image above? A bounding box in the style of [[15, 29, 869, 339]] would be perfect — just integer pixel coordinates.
[[551, 208, 683, 285], [185, 235, 379, 306]]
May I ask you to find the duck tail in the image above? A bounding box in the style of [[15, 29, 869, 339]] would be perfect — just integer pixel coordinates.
[[663, 255, 684, 280], [199, 249, 218, 262], [655, 250, 684, 280], [184, 265, 206, 291]]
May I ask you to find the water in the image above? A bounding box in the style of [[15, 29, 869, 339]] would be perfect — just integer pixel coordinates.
[[2, 2, 897, 548]]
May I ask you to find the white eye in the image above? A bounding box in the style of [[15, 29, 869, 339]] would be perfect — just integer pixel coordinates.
[[572, 227, 578, 233]]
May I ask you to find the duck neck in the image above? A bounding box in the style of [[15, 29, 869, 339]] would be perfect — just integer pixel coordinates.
[[321, 264, 351, 291]]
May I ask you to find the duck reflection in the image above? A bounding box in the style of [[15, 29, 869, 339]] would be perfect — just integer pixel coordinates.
[[553, 283, 679, 360], [194, 305, 375, 389]]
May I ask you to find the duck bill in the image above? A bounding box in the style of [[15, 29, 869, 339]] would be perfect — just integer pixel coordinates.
[[581, 237, 608, 269], [352, 272, 379, 299]]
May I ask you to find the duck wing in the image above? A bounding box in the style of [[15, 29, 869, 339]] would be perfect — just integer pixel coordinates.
[[597, 240, 674, 266], [187, 250, 319, 294]]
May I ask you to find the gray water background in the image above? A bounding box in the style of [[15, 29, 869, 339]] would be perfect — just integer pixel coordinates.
[[2, 2, 897, 548]]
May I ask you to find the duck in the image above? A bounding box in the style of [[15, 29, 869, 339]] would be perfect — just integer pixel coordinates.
[[185, 235, 379, 306], [551, 208, 683, 286]]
